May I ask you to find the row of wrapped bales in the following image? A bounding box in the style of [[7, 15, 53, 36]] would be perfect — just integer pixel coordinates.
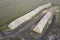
[[33, 6, 59, 33], [8, 3, 52, 30]]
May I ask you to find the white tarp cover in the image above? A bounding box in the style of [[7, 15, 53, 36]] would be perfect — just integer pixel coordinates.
[[33, 11, 52, 33], [8, 3, 52, 30]]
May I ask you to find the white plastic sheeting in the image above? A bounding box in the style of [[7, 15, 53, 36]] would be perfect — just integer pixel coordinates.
[[33, 6, 59, 33], [33, 11, 52, 33], [8, 3, 52, 30]]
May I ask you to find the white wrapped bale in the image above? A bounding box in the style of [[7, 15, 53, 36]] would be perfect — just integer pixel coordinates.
[[33, 6, 59, 33], [33, 11, 52, 33], [8, 3, 52, 30]]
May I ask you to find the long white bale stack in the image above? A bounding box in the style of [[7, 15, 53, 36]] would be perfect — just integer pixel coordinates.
[[8, 3, 52, 30], [33, 6, 59, 33], [33, 11, 52, 33]]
